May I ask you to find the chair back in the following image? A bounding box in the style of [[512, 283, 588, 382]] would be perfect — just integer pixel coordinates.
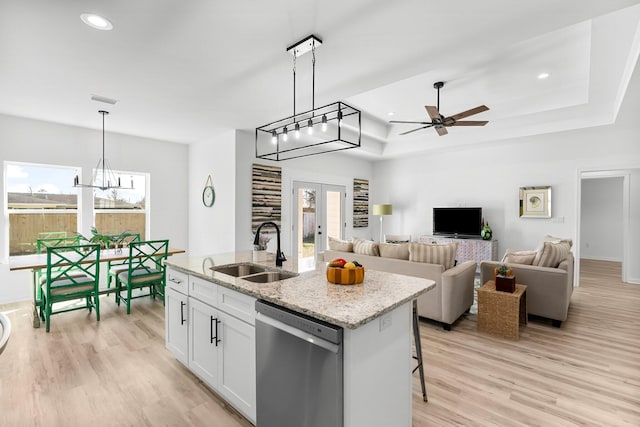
[[0, 312, 11, 356], [37, 236, 81, 253], [126, 240, 169, 276], [46, 244, 101, 290], [108, 232, 141, 248]]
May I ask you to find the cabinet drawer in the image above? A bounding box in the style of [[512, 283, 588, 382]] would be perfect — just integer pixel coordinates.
[[190, 275, 218, 306], [218, 286, 256, 325], [166, 268, 189, 294]]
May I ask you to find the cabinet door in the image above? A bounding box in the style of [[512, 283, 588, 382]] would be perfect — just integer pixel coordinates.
[[189, 297, 220, 389], [165, 287, 189, 365], [217, 311, 256, 423]]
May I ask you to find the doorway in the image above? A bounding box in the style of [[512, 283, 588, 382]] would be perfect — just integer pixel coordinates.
[[292, 181, 345, 270], [578, 171, 630, 283]]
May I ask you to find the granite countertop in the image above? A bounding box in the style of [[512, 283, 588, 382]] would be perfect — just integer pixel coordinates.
[[165, 251, 435, 329]]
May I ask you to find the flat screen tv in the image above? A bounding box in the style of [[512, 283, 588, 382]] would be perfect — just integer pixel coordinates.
[[433, 207, 482, 238]]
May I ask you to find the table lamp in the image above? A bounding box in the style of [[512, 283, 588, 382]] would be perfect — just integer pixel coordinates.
[[372, 204, 393, 242]]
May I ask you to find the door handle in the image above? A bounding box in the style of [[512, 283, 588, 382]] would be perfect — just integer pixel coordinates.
[[180, 301, 186, 325]]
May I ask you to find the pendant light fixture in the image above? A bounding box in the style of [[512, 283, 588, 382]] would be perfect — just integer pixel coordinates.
[[73, 110, 133, 191], [255, 35, 361, 161]]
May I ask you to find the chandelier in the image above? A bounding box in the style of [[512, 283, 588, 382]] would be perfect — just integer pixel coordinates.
[[255, 35, 361, 161], [73, 110, 134, 191]]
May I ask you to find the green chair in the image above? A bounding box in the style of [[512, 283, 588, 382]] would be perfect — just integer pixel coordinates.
[[40, 244, 101, 333], [35, 236, 82, 303], [106, 233, 141, 291], [114, 240, 169, 314]]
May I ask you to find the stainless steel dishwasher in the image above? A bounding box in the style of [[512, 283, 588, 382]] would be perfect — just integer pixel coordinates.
[[255, 299, 343, 427]]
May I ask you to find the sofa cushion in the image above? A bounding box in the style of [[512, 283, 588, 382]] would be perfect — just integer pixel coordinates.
[[328, 236, 353, 252], [379, 242, 410, 260], [501, 249, 537, 265], [408, 242, 457, 269], [536, 241, 572, 268], [533, 235, 574, 265], [353, 238, 380, 256]]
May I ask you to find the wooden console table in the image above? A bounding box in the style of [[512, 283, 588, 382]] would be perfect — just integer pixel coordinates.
[[477, 280, 527, 340]]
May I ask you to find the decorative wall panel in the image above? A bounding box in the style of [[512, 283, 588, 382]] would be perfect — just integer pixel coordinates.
[[252, 164, 282, 232], [353, 178, 369, 228]]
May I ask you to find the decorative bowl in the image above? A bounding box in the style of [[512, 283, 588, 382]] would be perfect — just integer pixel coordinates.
[[326, 266, 365, 285]]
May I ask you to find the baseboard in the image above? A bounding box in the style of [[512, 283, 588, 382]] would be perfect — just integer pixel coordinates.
[[626, 277, 640, 285], [580, 256, 623, 262]]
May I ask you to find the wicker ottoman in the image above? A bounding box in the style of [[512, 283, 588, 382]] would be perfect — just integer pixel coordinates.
[[477, 280, 527, 340]]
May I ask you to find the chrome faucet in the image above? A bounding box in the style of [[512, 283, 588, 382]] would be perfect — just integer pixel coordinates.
[[253, 221, 286, 267]]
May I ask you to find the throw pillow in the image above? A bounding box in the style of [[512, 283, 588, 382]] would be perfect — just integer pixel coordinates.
[[408, 242, 457, 269], [533, 235, 574, 265], [328, 236, 353, 252], [501, 249, 537, 265], [353, 238, 380, 256], [536, 241, 571, 268], [378, 242, 410, 260]]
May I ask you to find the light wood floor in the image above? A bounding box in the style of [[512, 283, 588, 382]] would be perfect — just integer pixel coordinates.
[[1, 260, 638, 426]]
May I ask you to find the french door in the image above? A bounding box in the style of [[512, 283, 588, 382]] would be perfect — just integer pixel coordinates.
[[292, 181, 345, 269]]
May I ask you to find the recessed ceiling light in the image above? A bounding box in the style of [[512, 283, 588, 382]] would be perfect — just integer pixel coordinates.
[[388, 112, 395, 116], [537, 72, 550, 80], [80, 13, 113, 31]]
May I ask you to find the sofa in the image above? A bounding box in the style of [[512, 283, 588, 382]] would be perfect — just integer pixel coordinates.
[[479, 235, 574, 327], [322, 237, 477, 330]]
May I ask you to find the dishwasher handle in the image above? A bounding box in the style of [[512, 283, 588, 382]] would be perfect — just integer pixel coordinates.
[[256, 312, 340, 354]]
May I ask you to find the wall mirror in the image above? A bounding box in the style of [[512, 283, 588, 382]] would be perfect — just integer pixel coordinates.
[[519, 186, 551, 218]]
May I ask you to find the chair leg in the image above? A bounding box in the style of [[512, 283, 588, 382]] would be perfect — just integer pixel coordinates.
[[115, 279, 121, 306], [126, 286, 132, 315], [412, 300, 428, 402], [95, 293, 100, 322], [45, 298, 51, 333]]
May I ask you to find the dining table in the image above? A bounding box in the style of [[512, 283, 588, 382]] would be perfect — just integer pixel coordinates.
[[9, 246, 186, 328]]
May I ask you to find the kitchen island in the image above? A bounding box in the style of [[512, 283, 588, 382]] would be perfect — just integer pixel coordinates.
[[165, 251, 435, 426]]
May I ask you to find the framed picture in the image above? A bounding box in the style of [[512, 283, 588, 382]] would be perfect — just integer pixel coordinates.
[[519, 186, 551, 218]]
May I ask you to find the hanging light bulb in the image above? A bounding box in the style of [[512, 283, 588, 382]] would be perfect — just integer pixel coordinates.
[[307, 118, 314, 135], [321, 114, 327, 132], [271, 130, 277, 144], [294, 122, 300, 139], [283, 126, 288, 142], [338, 110, 343, 128]]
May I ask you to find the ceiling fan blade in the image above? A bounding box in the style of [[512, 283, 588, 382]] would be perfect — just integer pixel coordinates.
[[448, 120, 488, 127], [434, 126, 448, 136], [399, 124, 435, 136], [424, 106, 441, 121], [447, 105, 489, 121], [389, 120, 433, 125]]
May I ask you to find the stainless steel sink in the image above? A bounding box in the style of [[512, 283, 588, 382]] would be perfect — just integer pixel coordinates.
[[210, 263, 269, 277], [242, 271, 298, 283]]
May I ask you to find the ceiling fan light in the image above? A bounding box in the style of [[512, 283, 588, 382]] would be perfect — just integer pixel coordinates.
[[80, 13, 113, 31]]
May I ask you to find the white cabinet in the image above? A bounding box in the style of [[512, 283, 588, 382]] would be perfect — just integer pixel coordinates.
[[217, 310, 256, 419], [165, 286, 189, 365], [189, 297, 219, 388], [165, 267, 256, 423]]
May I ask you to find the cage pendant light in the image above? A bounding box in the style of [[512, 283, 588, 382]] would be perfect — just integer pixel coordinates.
[[255, 34, 361, 161], [73, 110, 134, 191]]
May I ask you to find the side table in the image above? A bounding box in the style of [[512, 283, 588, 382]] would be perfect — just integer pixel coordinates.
[[477, 280, 527, 340]]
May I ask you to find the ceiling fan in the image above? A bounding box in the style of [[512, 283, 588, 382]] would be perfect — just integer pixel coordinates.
[[390, 81, 489, 136]]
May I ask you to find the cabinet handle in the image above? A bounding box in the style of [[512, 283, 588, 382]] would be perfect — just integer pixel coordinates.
[[169, 277, 183, 284], [214, 318, 221, 347], [210, 316, 216, 343], [180, 301, 186, 325]]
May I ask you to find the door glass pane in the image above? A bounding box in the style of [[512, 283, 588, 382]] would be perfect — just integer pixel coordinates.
[[325, 190, 342, 247], [297, 188, 317, 261]]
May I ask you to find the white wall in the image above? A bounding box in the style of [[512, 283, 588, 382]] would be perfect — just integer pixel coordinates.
[[580, 177, 624, 261], [188, 131, 236, 255], [0, 114, 189, 303], [235, 130, 374, 257], [372, 62, 640, 284]]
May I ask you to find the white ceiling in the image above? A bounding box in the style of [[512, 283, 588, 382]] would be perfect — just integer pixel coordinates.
[[1, 0, 639, 159]]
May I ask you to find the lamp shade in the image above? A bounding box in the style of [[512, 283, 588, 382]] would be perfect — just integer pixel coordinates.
[[372, 204, 393, 215]]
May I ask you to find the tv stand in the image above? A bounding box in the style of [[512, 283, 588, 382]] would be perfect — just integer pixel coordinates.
[[419, 235, 498, 266]]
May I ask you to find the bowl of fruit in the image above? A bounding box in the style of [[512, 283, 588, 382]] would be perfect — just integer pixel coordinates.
[[326, 258, 365, 285]]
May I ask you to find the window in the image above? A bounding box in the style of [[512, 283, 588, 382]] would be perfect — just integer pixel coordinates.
[[93, 171, 147, 240], [5, 162, 79, 256]]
